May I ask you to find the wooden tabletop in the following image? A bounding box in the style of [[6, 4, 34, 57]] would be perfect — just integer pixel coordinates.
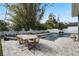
[[16, 35, 38, 40]]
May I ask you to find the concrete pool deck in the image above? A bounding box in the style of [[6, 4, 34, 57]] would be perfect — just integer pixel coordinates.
[[1, 37, 79, 56]]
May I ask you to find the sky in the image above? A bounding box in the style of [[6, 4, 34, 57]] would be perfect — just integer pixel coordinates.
[[0, 3, 78, 23], [41, 3, 78, 23], [0, 4, 7, 20]]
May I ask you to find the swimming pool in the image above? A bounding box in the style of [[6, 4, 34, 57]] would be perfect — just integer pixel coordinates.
[[40, 33, 70, 41]]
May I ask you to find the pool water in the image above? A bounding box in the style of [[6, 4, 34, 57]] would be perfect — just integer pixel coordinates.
[[40, 33, 70, 41]]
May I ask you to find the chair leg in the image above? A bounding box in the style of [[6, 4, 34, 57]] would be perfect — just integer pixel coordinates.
[[35, 44, 40, 50], [28, 44, 40, 50], [28, 43, 33, 50]]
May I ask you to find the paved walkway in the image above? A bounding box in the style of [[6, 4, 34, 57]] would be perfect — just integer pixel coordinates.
[[1, 37, 79, 56]]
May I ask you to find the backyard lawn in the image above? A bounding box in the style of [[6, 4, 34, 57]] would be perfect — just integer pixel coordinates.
[[0, 39, 3, 56]]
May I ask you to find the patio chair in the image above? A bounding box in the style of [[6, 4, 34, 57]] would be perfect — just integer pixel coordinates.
[[27, 38, 40, 50], [17, 37, 28, 49], [17, 37, 24, 44], [70, 34, 76, 41]]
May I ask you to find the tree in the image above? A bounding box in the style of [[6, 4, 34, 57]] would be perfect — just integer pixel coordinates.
[[6, 3, 45, 31], [0, 20, 8, 31], [45, 14, 68, 29], [46, 13, 57, 29], [36, 23, 47, 30], [58, 22, 68, 30]]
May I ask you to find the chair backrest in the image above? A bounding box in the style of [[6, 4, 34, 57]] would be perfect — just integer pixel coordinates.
[[28, 39, 34, 43], [27, 38, 40, 44], [36, 38, 40, 44]]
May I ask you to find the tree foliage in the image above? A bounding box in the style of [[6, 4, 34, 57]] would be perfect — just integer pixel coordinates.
[[45, 13, 68, 29], [5, 3, 67, 31], [0, 20, 8, 31], [46, 13, 57, 29], [58, 22, 68, 30], [6, 3, 45, 31]]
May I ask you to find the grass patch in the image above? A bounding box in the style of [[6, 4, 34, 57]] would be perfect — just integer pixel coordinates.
[[0, 39, 3, 56]]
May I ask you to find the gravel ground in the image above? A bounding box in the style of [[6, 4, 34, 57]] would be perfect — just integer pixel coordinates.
[[1, 37, 79, 56]]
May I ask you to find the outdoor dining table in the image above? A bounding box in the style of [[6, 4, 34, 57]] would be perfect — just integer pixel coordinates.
[[16, 35, 39, 50]]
